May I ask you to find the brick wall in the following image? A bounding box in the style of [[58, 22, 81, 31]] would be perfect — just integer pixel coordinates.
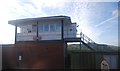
[[2, 41, 64, 69]]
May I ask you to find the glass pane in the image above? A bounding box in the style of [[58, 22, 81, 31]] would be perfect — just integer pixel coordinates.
[[56, 24, 61, 32], [44, 24, 49, 32], [38, 24, 43, 32], [18, 26, 28, 33], [32, 24, 37, 32], [50, 24, 55, 32], [19, 25, 32, 33], [17, 27, 21, 33]]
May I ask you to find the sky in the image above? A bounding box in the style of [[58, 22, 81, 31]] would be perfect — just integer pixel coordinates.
[[0, 0, 119, 46]]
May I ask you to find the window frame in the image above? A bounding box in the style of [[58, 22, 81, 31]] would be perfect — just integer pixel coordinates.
[[38, 23, 61, 32]]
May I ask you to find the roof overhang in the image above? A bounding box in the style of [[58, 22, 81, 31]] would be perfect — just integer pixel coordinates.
[[8, 16, 72, 26]]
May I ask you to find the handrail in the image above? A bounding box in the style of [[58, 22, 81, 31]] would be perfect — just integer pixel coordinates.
[[80, 32, 97, 51], [80, 32, 95, 44]]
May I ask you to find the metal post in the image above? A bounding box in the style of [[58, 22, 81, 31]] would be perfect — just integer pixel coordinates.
[[61, 19, 64, 40], [36, 21, 39, 41], [15, 25, 17, 44], [80, 38, 81, 52]]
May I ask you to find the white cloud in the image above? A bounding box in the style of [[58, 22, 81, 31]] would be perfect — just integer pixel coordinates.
[[112, 9, 118, 17], [70, 0, 120, 2], [31, 0, 66, 8], [94, 9, 118, 45], [95, 16, 117, 27], [95, 9, 118, 28], [69, 2, 102, 42]]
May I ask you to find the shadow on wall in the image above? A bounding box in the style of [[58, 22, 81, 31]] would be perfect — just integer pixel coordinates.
[[0, 45, 2, 71]]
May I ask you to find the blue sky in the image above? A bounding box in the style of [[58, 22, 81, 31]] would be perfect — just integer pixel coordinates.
[[0, 0, 119, 46]]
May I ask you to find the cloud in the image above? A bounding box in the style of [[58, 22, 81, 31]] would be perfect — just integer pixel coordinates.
[[65, 2, 102, 42], [95, 9, 118, 28], [31, 0, 66, 8], [3, 0, 69, 19], [95, 16, 117, 27], [67, 0, 120, 2], [94, 9, 118, 45], [3, 0, 46, 20], [112, 9, 118, 17]]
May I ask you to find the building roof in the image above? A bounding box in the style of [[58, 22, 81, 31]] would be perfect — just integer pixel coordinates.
[[8, 16, 71, 26]]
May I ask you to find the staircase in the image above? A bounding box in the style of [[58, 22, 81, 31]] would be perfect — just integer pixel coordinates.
[[64, 32, 97, 51], [80, 32, 97, 51]]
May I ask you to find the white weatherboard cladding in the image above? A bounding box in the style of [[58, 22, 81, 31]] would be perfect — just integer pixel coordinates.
[[68, 24, 76, 37], [0, 45, 2, 71], [39, 32, 61, 40], [103, 55, 118, 69], [64, 23, 76, 38], [16, 19, 77, 41], [17, 33, 36, 41]]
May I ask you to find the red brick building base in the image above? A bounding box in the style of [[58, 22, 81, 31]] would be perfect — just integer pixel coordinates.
[[2, 41, 65, 69]]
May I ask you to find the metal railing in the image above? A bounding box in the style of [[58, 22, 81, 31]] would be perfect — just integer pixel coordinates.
[[80, 32, 95, 44]]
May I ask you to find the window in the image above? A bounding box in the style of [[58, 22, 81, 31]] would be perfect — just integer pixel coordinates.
[[17, 26, 31, 33], [38, 24, 43, 32], [56, 24, 61, 32], [37, 24, 61, 32], [50, 24, 55, 32], [32, 24, 37, 32], [44, 24, 49, 32], [17, 27, 21, 33]]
